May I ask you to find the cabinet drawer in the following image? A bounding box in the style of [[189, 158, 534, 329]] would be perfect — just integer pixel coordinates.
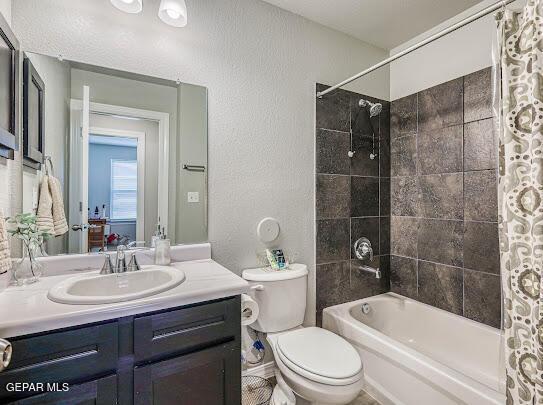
[[134, 297, 240, 363], [0, 322, 118, 401]]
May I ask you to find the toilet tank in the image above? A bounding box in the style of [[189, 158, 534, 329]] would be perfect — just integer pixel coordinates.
[[242, 263, 308, 333]]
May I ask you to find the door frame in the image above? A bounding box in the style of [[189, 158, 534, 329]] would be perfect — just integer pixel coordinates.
[[70, 100, 170, 252], [89, 127, 146, 242]]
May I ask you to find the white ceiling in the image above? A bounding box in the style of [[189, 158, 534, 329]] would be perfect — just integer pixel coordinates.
[[262, 0, 483, 50]]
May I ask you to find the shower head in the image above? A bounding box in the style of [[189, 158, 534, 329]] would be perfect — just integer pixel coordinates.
[[359, 99, 382, 117]]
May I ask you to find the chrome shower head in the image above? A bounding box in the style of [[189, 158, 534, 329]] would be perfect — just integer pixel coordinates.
[[359, 99, 382, 117]]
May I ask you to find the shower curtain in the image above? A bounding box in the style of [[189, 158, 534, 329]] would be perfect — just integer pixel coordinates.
[[497, 1, 543, 403]]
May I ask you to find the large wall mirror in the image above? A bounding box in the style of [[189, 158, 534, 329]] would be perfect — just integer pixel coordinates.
[[19, 52, 208, 256]]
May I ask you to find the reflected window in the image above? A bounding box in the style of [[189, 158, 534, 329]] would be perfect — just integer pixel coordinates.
[[110, 159, 137, 220]]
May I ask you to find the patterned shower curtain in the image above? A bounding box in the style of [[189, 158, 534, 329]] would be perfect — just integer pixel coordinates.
[[497, 1, 543, 404]]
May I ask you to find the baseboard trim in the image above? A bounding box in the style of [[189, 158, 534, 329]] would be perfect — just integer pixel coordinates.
[[243, 361, 276, 379]]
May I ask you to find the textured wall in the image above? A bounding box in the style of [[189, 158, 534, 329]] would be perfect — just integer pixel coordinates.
[[315, 84, 390, 324], [389, 67, 501, 328], [11, 0, 389, 324]]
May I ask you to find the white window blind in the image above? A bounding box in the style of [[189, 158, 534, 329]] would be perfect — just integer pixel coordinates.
[[110, 160, 137, 220]]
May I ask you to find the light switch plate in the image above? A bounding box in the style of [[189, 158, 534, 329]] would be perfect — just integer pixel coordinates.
[[187, 192, 200, 203]]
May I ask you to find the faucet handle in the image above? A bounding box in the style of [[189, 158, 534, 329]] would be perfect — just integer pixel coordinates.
[[127, 253, 141, 272], [354, 237, 373, 262], [100, 254, 114, 275]]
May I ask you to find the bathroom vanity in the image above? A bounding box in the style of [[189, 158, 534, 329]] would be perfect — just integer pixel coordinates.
[[0, 246, 248, 405]]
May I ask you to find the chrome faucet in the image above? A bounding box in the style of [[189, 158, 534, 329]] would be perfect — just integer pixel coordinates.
[[115, 245, 128, 273], [100, 244, 142, 274]]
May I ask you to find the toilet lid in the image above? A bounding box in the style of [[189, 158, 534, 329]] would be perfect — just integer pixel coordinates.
[[276, 327, 362, 384]]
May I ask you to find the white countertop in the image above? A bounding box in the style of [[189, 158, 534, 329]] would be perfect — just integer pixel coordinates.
[[0, 259, 249, 338]]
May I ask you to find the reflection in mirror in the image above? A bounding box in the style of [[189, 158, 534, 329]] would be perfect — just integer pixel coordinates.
[[21, 52, 208, 256]]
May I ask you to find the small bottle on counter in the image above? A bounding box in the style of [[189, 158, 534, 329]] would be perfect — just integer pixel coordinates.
[[155, 239, 171, 266]]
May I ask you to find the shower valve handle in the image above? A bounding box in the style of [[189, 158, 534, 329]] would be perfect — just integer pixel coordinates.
[[354, 237, 373, 262]]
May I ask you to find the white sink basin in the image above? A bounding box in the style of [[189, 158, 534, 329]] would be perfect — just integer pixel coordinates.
[[47, 266, 186, 304]]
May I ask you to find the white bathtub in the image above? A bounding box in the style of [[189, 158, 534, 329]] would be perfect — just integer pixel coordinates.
[[322, 293, 505, 405]]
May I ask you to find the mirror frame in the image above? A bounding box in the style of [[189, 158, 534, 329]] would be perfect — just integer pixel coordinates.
[[22, 55, 45, 170], [0, 12, 20, 160]]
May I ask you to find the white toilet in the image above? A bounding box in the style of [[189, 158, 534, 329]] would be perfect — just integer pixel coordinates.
[[242, 264, 364, 405]]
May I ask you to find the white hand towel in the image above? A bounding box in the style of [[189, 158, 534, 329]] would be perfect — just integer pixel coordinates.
[[0, 211, 11, 274], [48, 175, 68, 236], [36, 175, 55, 235]]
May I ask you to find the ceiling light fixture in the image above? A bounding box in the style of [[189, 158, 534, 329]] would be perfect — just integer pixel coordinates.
[[110, 0, 143, 14], [158, 0, 188, 27]]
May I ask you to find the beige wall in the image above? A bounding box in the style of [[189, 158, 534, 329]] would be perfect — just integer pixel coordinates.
[[389, 0, 525, 100]]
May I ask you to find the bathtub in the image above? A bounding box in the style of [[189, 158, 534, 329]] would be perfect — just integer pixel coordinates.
[[322, 293, 505, 405]]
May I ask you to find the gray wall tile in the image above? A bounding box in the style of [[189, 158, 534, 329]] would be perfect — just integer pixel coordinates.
[[316, 84, 350, 131], [388, 70, 501, 329], [391, 177, 420, 217], [316, 175, 350, 219], [351, 176, 380, 217], [464, 270, 501, 328], [419, 173, 463, 220], [316, 261, 350, 311], [464, 118, 497, 171], [391, 94, 417, 138], [391, 216, 419, 258], [380, 178, 390, 216], [316, 129, 350, 175], [390, 255, 418, 299], [418, 125, 463, 174], [380, 217, 390, 256], [350, 133, 379, 176], [418, 219, 463, 267], [464, 221, 500, 274], [418, 261, 463, 315], [464, 67, 493, 123], [391, 134, 417, 176], [315, 84, 391, 315], [464, 170, 498, 222], [316, 219, 350, 264], [418, 78, 463, 132]]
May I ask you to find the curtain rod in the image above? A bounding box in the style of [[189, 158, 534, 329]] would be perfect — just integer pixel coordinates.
[[316, 0, 515, 98]]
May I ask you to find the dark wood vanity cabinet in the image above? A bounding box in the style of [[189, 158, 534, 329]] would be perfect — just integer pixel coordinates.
[[0, 296, 241, 405]]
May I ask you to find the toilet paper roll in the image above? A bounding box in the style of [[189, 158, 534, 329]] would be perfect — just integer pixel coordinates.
[[241, 293, 259, 326]]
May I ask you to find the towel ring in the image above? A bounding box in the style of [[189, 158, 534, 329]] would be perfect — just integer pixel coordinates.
[[44, 156, 54, 176]]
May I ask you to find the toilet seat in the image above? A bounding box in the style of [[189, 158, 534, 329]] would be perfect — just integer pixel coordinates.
[[275, 327, 363, 386]]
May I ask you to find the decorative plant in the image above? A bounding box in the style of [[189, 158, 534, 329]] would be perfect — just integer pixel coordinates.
[[7, 213, 52, 282]]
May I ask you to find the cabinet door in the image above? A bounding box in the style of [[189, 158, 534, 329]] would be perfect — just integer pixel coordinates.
[[8, 374, 117, 405], [134, 341, 240, 405]]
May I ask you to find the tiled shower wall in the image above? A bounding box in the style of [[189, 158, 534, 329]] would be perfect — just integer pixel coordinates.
[[389, 67, 501, 328], [315, 84, 390, 324]]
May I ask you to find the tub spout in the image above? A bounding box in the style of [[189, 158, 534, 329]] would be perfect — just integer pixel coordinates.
[[356, 265, 381, 279]]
